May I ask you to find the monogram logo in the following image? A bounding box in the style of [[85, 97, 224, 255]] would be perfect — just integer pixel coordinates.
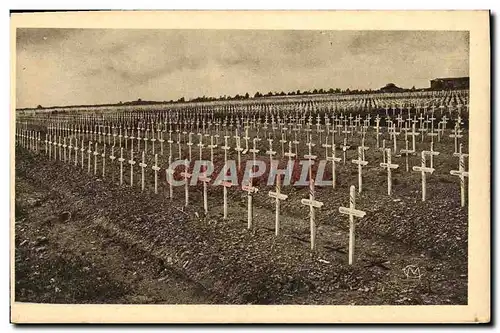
[[403, 265, 422, 279]]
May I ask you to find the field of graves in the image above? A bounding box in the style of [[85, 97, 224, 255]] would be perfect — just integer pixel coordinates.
[[15, 90, 469, 305]]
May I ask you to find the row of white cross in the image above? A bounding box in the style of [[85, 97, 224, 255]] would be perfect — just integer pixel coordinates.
[[17, 125, 470, 205], [17, 128, 470, 265]]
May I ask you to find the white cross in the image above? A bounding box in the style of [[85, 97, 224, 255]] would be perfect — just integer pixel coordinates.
[[449, 126, 463, 154], [300, 179, 323, 251], [101, 144, 107, 178], [139, 151, 148, 192], [339, 185, 366, 265], [180, 160, 192, 207], [412, 151, 434, 201], [326, 144, 341, 189], [425, 142, 440, 169], [266, 138, 276, 163], [340, 138, 350, 164], [399, 140, 414, 172], [220, 180, 234, 219], [268, 174, 288, 236], [351, 146, 368, 193], [199, 170, 211, 214], [242, 180, 259, 229], [94, 142, 99, 175], [380, 148, 399, 196], [450, 144, 469, 207], [128, 149, 136, 187]]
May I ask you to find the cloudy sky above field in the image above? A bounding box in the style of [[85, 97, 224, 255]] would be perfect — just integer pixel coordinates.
[[16, 29, 469, 108]]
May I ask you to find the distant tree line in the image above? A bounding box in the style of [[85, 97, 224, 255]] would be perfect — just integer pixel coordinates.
[[19, 84, 431, 111]]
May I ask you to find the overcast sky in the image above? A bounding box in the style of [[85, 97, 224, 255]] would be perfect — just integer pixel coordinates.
[[16, 29, 469, 109]]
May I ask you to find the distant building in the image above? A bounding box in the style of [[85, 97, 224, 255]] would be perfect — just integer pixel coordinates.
[[379, 83, 404, 93], [430, 77, 469, 90]]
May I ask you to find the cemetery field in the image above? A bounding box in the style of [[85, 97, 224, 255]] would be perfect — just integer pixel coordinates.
[[14, 130, 468, 305]]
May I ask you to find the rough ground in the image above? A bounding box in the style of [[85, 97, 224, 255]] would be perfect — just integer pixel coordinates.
[[14, 134, 468, 304]]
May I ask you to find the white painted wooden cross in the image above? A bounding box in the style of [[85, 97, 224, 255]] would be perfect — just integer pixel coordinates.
[[187, 132, 194, 162], [449, 125, 463, 155], [221, 179, 233, 219], [151, 130, 156, 155], [304, 140, 317, 165], [58, 136, 62, 161], [301, 179, 323, 251], [339, 185, 366, 265], [167, 130, 174, 160], [128, 149, 136, 187], [222, 135, 231, 165], [242, 127, 250, 154], [150, 154, 160, 194], [284, 140, 296, 164], [374, 116, 382, 149], [266, 138, 276, 165], [197, 133, 204, 161], [208, 135, 217, 164], [177, 131, 183, 160], [327, 144, 341, 189], [412, 151, 434, 201], [143, 128, 149, 152], [293, 133, 300, 157], [427, 114, 438, 144], [80, 139, 85, 169], [242, 179, 259, 229], [425, 142, 440, 169], [321, 135, 332, 161], [359, 136, 369, 161], [62, 137, 68, 163], [117, 147, 125, 185], [166, 165, 174, 199], [87, 141, 93, 173], [390, 122, 400, 156], [199, 168, 211, 214], [340, 137, 350, 165], [268, 174, 288, 236], [399, 140, 413, 172], [139, 151, 148, 192], [276, 132, 285, 157], [234, 135, 243, 170], [47, 135, 52, 159], [408, 123, 420, 152], [44, 134, 49, 155], [158, 130, 164, 156], [109, 144, 116, 178], [380, 148, 399, 196], [101, 144, 106, 178], [352, 146, 368, 193], [136, 128, 142, 152], [180, 160, 192, 207], [93, 142, 99, 175], [74, 138, 79, 167], [450, 144, 469, 207]]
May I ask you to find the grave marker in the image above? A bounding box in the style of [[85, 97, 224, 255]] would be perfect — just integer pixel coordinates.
[[128, 149, 136, 187], [180, 160, 192, 207], [450, 143, 469, 207], [339, 185, 367, 265], [352, 146, 368, 193], [268, 174, 288, 236], [101, 144, 106, 178], [300, 179, 324, 251], [139, 151, 148, 191], [412, 151, 434, 201], [380, 148, 399, 195]]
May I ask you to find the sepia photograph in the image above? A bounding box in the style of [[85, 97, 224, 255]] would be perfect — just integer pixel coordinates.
[[10, 10, 490, 323]]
